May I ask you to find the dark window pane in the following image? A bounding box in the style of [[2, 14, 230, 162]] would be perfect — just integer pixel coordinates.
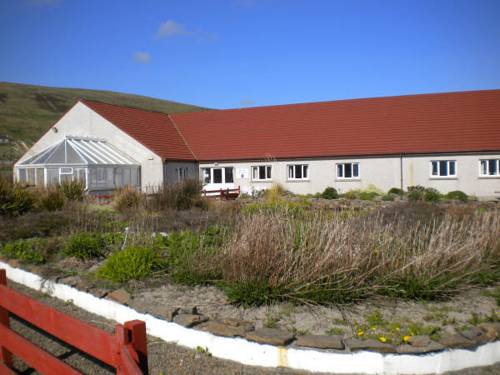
[[303, 165, 308, 178], [449, 161, 456, 176], [213, 168, 222, 183], [202, 168, 210, 184], [353, 163, 359, 177], [259, 166, 266, 180], [225, 167, 234, 183], [267, 166, 272, 179], [432, 162, 438, 175], [439, 161, 447, 176], [345, 163, 352, 178], [295, 165, 302, 179], [288, 166, 293, 178], [337, 164, 343, 177], [489, 160, 497, 175]]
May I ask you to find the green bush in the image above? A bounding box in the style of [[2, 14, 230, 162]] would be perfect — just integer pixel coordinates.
[[382, 194, 395, 201], [342, 190, 358, 200], [164, 226, 224, 285], [321, 187, 338, 200], [445, 190, 468, 202], [358, 191, 379, 201], [423, 188, 441, 202], [388, 187, 404, 195], [64, 232, 106, 260], [0, 179, 37, 216], [38, 187, 65, 211], [113, 186, 143, 212], [96, 246, 167, 283], [58, 180, 85, 201], [407, 186, 426, 202], [0, 238, 49, 264]]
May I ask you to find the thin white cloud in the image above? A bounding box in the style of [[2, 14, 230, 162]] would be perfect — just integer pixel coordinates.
[[157, 20, 190, 38], [134, 52, 151, 64]]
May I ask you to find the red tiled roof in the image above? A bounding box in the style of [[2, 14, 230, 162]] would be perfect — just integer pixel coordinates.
[[172, 90, 500, 161], [81, 100, 195, 160], [82, 90, 500, 162]]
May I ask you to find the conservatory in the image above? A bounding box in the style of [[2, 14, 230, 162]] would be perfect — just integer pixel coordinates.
[[15, 137, 140, 194]]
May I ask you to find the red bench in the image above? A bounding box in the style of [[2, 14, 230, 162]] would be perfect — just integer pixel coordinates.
[[202, 186, 241, 199], [0, 269, 148, 374]]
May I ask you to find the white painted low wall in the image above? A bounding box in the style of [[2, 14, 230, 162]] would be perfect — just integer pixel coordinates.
[[1, 261, 499, 375]]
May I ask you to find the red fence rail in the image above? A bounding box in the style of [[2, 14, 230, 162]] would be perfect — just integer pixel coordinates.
[[0, 269, 148, 374], [202, 186, 240, 199]]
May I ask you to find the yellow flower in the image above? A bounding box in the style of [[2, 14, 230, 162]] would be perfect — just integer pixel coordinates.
[[403, 335, 411, 343], [357, 330, 364, 337], [395, 327, 400, 332], [370, 326, 376, 331], [379, 337, 387, 343]]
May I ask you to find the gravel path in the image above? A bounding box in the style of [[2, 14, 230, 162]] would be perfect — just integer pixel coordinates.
[[4, 282, 500, 375]]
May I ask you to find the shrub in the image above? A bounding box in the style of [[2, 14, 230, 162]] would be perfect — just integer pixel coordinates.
[[388, 187, 404, 195], [164, 226, 225, 285], [407, 186, 426, 202], [64, 232, 106, 260], [321, 187, 338, 200], [264, 184, 288, 203], [38, 187, 65, 211], [147, 179, 206, 211], [423, 188, 441, 202], [58, 180, 85, 201], [382, 194, 395, 201], [342, 190, 358, 200], [445, 190, 468, 202], [96, 246, 166, 283], [0, 238, 50, 264], [0, 179, 37, 216], [113, 186, 143, 212]]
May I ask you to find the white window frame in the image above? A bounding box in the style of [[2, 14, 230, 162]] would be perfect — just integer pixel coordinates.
[[479, 159, 500, 178], [252, 165, 272, 181], [430, 160, 457, 178], [200, 166, 234, 184], [287, 164, 309, 181], [336, 162, 360, 180], [59, 167, 74, 184]]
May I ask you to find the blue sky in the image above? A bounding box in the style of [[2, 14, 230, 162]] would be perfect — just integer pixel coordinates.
[[1, 0, 499, 109]]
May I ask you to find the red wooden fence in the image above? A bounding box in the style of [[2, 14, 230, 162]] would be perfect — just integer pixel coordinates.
[[0, 269, 148, 375], [202, 186, 240, 199]]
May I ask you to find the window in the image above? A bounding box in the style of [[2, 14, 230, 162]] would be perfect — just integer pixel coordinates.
[[213, 168, 223, 183], [201, 168, 210, 185], [225, 168, 234, 183], [480, 159, 500, 177], [336, 162, 359, 179], [201, 167, 234, 184], [175, 167, 188, 182], [431, 160, 456, 177], [288, 164, 308, 180], [252, 165, 272, 181]]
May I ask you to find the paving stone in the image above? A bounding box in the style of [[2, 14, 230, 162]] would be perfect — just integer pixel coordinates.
[[344, 338, 395, 353], [295, 335, 345, 350], [460, 327, 491, 345], [107, 288, 131, 305], [396, 341, 444, 354], [197, 321, 253, 337], [408, 335, 431, 347], [220, 318, 255, 332], [179, 306, 199, 315], [59, 276, 82, 287], [154, 306, 180, 322], [245, 328, 295, 346], [174, 314, 209, 328], [439, 334, 475, 349], [478, 323, 500, 341]]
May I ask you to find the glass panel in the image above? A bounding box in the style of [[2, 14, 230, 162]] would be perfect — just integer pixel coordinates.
[[303, 165, 308, 178], [202, 168, 210, 184], [213, 168, 222, 184], [488, 160, 497, 175], [344, 163, 352, 178], [288, 165, 293, 179], [295, 165, 302, 179], [18, 169, 27, 182], [353, 163, 359, 177], [432, 161, 438, 176], [480, 160, 487, 175], [449, 161, 456, 176], [439, 161, 447, 176], [337, 164, 343, 178], [36, 168, 44, 186], [225, 167, 234, 183], [60, 167, 73, 174], [47, 143, 66, 163], [267, 166, 272, 179], [259, 166, 266, 180], [27, 168, 36, 185], [252, 167, 257, 180], [47, 168, 59, 186]]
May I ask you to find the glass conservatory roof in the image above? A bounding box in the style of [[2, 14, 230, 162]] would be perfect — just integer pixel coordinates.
[[20, 137, 138, 166]]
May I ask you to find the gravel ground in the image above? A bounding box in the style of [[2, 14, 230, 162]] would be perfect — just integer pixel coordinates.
[[4, 282, 500, 375]]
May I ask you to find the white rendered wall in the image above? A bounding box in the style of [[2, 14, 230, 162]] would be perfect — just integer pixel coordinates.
[[14, 102, 164, 191], [200, 153, 500, 198]]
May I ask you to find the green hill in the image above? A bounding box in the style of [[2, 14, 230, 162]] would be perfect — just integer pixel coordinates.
[[0, 82, 205, 165]]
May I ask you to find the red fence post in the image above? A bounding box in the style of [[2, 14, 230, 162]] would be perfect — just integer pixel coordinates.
[[125, 320, 148, 375], [0, 270, 13, 368]]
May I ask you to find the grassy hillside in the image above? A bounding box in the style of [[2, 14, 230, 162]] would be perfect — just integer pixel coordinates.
[[0, 82, 205, 165]]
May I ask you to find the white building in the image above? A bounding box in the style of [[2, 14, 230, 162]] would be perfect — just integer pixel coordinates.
[[14, 90, 500, 198]]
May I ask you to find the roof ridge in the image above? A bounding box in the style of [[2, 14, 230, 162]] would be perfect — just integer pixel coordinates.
[[168, 114, 197, 160], [80, 99, 177, 116]]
